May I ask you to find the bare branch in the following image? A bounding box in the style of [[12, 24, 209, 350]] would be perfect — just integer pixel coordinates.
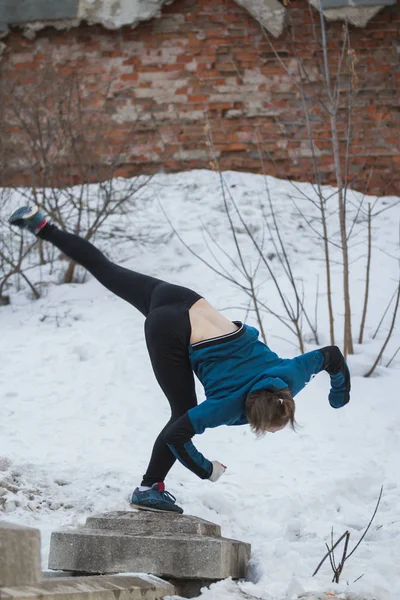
[[385, 345, 400, 369], [358, 203, 372, 344], [312, 531, 349, 577], [365, 281, 400, 377]]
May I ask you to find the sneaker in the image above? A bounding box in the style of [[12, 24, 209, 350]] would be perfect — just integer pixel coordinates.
[[8, 205, 47, 235], [130, 483, 183, 514]]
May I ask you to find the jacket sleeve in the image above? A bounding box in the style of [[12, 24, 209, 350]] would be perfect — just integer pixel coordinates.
[[318, 345, 351, 408], [291, 346, 350, 407], [163, 400, 231, 480], [291, 349, 325, 395]]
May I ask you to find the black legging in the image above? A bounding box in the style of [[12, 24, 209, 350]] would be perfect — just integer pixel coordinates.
[[38, 224, 203, 486]]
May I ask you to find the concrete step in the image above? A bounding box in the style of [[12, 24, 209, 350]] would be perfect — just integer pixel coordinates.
[[0, 574, 175, 600], [0, 522, 41, 587], [48, 511, 251, 581], [85, 511, 221, 537]]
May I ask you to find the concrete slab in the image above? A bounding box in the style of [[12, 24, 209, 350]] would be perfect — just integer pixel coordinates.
[[85, 511, 221, 537], [0, 522, 41, 588], [0, 574, 175, 600], [48, 511, 251, 582]]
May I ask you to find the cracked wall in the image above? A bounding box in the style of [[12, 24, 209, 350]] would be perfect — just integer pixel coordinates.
[[0, 0, 389, 39], [0, 0, 399, 195]]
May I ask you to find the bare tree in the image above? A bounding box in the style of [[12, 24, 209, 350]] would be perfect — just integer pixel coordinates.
[[0, 228, 41, 301], [165, 8, 398, 356], [254, 7, 359, 355], [162, 117, 324, 352], [0, 59, 153, 294], [239, 3, 399, 358]]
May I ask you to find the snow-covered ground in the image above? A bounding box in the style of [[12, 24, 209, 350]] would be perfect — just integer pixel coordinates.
[[1, 170, 399, 600]]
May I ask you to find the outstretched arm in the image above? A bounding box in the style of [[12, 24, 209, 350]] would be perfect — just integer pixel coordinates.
[[163, 412, 212, 480], [318, 345, 351, 408], [164, 401, 230, 480], [292, 346, 350, 407]]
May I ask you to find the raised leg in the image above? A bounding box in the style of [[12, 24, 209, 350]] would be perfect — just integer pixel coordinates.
[[9, 206, 202, 317], [38, 224, 163, 316]]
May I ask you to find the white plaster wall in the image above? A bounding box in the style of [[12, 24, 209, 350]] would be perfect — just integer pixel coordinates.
[[2, 0, 384, 39], [309, 0, 383, 27], [5, 0, 174, 39], [77, 0, 173, 30], [9, 0, 286, 38], [79, 0, 287, 35], [234, 0, 286, 37], [323, 6, 382, 27]]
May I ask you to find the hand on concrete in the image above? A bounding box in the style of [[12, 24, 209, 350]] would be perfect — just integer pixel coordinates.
[[209, 460, 227, 482]]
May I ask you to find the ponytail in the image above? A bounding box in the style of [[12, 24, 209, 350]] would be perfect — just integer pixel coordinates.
[[245, 387, 296, 436]]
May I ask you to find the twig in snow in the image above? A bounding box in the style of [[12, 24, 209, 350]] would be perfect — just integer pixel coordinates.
[[313, 486, 383, 583], [312, 530, 349, 577]]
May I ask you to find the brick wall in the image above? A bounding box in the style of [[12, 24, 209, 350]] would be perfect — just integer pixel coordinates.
[[1, 0, 399, 195]]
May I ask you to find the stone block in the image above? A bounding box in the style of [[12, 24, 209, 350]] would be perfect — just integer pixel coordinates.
[[0, 522, 41, 588], [0, 574, 175, 600], [85, 511, 221, 537], [48, 511, 251, 582]]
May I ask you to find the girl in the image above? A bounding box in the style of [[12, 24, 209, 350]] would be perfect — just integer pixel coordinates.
[[8, 205, 351, 514]]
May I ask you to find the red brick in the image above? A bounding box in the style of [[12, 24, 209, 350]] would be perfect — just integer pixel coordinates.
[[120, 73, 139, 81], [14, 62, 34, 70], [122, 58, 141, 65], [176, 54, 196, 63], [188, 94, 209, 102]]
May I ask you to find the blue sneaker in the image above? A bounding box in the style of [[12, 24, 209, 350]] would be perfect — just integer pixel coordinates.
[[8, 205, 47, 235], [130, 483, 183, 514]]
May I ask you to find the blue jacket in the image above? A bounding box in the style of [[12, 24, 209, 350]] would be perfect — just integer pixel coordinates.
[[164, 323, 350, 480]]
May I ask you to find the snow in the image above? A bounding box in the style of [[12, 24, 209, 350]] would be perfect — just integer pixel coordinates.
[[0, 170, 399, 600]]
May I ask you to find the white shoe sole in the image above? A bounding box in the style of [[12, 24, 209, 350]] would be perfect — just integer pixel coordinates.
[[23, 205, 39, 219]]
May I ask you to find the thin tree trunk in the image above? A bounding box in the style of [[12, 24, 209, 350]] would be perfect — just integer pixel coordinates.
[[37, 238, 45, 265], [63, 260, 76, 284], [321, 198, 335, 345], [317, 2, 353, 355], [251, 285, 267, 345], [294, 319, 305, 354], [358, 203, 371, 344], [330, 113, 354, 356]]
